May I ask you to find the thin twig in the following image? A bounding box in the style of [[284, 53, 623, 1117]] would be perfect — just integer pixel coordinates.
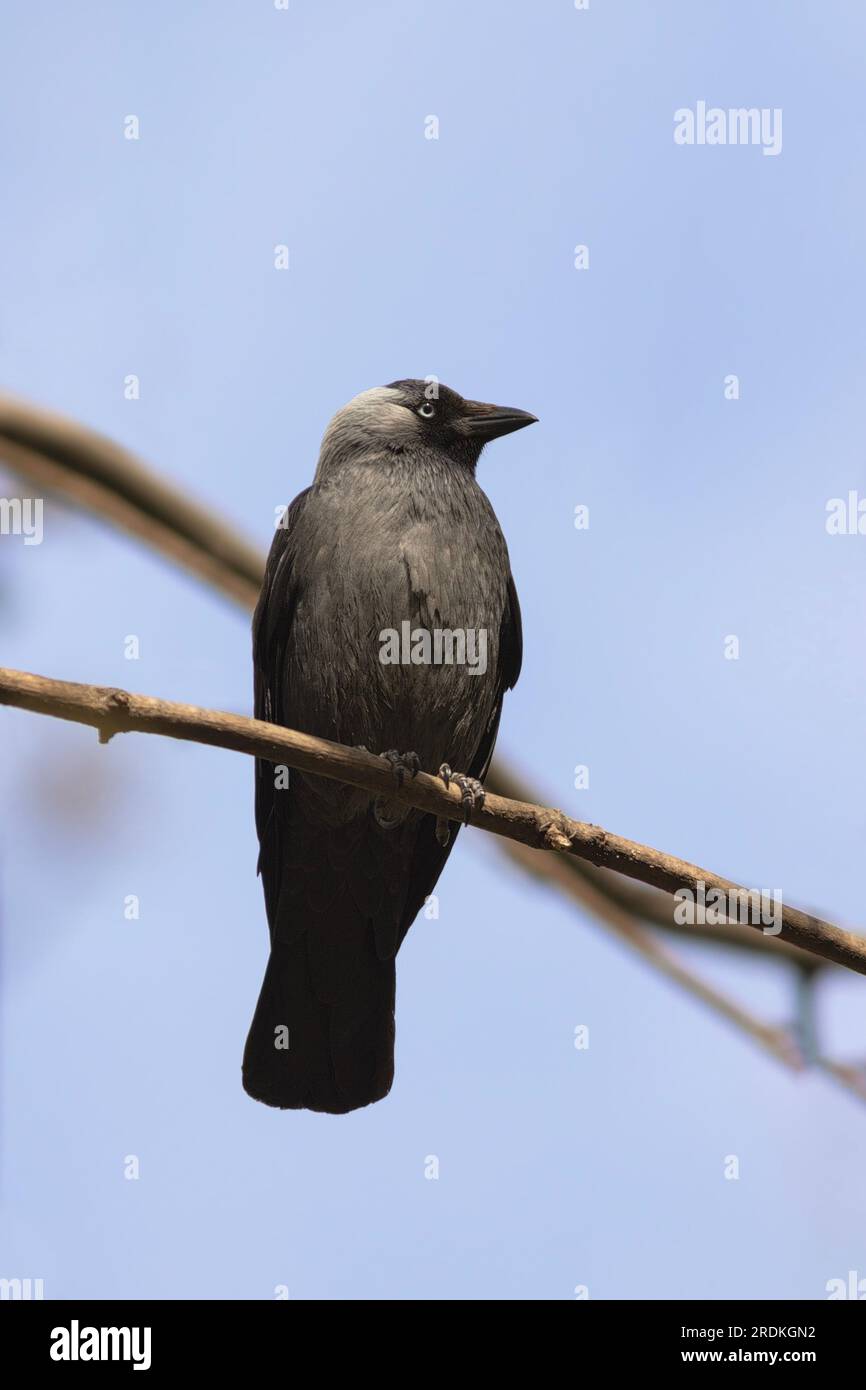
[[0, 396, 262, 608], [493, 835, 804, 1072], [817, 1057, 866, 1104], [5, 394, 866, 1103], [0, 392, 839, 973], [2, 664, 865, 979], [487, 765, 827, 972]]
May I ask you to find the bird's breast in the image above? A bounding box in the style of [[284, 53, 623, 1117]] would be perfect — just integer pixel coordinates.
[[285, 469, 508, 772]]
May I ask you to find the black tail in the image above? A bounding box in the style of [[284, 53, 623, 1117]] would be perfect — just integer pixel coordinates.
[[242, 924, 396, 1115], [245, 786, 431, 1114]]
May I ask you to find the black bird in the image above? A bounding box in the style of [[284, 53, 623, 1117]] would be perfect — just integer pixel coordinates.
[[243, 379, 536, 1112]]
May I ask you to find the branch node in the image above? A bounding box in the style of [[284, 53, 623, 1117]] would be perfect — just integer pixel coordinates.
[[542, 815, 572, 853], [97, 687, 130, 743]]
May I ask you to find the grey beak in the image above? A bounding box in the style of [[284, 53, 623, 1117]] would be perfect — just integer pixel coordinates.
[[458, 400, 538, 442]]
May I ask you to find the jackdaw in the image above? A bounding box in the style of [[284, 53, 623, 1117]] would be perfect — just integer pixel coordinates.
[[243, 379, 536, 1112]]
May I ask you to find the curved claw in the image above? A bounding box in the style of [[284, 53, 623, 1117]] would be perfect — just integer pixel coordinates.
[[454, 775, 485, 824], [438, 765, 485, 825], [381, 748, 421, 788]]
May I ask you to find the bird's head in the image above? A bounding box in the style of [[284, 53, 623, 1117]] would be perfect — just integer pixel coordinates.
[[316, 379, 537, 475]]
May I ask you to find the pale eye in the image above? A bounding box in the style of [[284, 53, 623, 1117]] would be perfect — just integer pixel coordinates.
[[417, 402, 436, 418]]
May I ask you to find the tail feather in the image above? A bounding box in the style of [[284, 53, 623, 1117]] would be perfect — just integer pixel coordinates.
[[242, 929, 396, 1114], [245, 801, 419, 1113]]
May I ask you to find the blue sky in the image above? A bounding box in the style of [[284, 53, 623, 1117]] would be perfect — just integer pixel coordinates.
[[2, 0, 866, 1299]]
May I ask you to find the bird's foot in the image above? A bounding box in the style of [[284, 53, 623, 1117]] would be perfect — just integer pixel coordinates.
[[437, 764, 486, 825], [373, 749, 420, 830], [380, 748, 421, 788]]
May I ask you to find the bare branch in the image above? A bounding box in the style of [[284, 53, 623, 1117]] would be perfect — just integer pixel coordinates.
[[0, 392, 839, 973], [5, 393, 866, 1101], [487, 765, 827, 972], [2, 664, 865, 979], [0, 395, 263, 608], [492, 835, 804, 1072]]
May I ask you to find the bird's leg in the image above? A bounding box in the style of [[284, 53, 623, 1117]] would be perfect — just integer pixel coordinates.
[[437, 764, 486, 825], [373, 749, 421, 830]]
